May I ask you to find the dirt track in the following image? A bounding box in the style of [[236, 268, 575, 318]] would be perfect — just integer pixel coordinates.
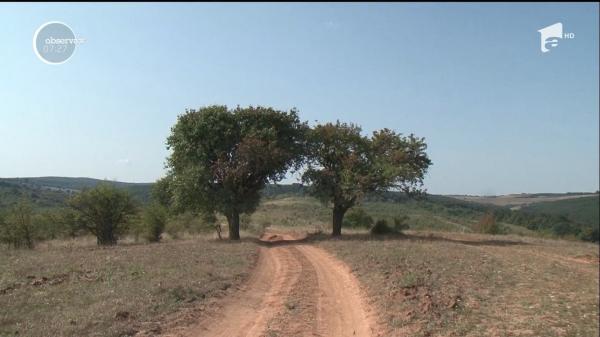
[[176, 233, 378, 337]]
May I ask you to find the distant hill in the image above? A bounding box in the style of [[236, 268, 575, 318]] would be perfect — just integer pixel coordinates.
[[448, 193, 598, 208], [0, 179, 71, 210], [521, 195, 599, 227], [0, 177, 153, 210], [0, 177, 308, 210]]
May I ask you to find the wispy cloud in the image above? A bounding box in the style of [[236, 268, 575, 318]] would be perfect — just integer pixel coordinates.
[[116, 158, 130, 165], [324, 20, 341, 30]]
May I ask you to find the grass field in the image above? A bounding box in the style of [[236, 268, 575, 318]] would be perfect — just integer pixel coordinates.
[[0, 236, 258, 337], [1, 193, 598, 337], [316, 231, 599, 337], [252, 196, 538, 236]]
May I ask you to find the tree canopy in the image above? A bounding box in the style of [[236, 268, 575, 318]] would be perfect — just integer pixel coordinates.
[[68, 184, 137, 245], [302, 121, 431, 236], [165, 105, 307, 240]]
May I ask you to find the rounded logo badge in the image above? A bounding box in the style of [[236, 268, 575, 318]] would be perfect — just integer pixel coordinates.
[[33, 22, 85, 65]]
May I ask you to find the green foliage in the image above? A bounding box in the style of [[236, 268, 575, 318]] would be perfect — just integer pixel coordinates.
[[33, 208, 79, 240], [68, 184, 137, 245], [141, 203, 168, 242], [165, 105, 308, 240], [579, 227, 599, 242], [522, 196, 599, 226], [164, 212, 217, 239], [302, 122, 431, 236], [152, 176, 173, 209], [369, 216, 410, 235], [165, 216, 186, 239], [0, 199, 35, 248], [343, 208, 374, 228], [370, 219, 395, 235], [393, 215, 410, 232]]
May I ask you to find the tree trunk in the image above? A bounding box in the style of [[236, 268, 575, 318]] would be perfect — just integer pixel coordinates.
[[97, 224, 117, 246], [227, 211, 241, 240], [332, 205, 346, 237]]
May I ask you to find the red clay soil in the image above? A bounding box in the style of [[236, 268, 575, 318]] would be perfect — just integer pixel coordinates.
[[159, 232, 380, 337]]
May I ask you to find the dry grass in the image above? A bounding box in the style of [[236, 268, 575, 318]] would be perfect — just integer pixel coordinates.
[[0, 235, 258, 337], [316, 231, 599, 337]]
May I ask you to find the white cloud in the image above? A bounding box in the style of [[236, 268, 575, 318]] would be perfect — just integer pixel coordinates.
[[116, 158, 130, 165]]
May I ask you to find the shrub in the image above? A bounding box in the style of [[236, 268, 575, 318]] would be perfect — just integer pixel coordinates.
[[393, 215, 410, 232], [370, 219, 395, 235], [165, 217, 185, 239], [552, 222, 580, 237], [579, 227, 599, 242], [165, 212, 218, 239], [142, 203, 168, 242], [69, 184, 137, 246], [344, 208, 374, 228], [0, 199, 35, 249], [474, 212, 500, 234], [33, 208, 82, 240]]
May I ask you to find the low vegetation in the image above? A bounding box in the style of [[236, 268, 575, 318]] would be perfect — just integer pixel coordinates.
[[318, 231, 599, 337], [0, 199, 35, 249], [0, 236, 258, 337]]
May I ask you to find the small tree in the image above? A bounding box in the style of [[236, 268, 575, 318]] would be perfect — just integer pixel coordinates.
[[302, 122, 431, 236], [0, 199, 35, 249], [142, 203, 168, 242], [165, 105, 307, 240], [69, 184, 137, 246]]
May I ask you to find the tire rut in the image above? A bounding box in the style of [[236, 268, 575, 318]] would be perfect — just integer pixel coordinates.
[[171, 233, 378, 337], [262, 246, 320, 337]]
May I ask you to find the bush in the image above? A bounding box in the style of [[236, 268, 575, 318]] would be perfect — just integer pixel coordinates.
[[0, 200, 35, 249], [393, 215, 410, 232], [552, 222, 580, 237], [69, 184, 137, 246], [165, 212, 218, 239], [579, 227, 599, 242], [142, 203, 168, 242], [370, 219, 395, 235], [33, 208, 82, 240], [474, 212, 500, 234], [165, 217, 186, 239], [344, 208, 374, 228]]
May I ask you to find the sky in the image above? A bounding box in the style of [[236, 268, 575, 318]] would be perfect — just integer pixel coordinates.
[[0, 3, 598, 195]]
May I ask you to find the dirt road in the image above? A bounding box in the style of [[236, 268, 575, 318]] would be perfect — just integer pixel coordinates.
[[174, 233, 378, 337]]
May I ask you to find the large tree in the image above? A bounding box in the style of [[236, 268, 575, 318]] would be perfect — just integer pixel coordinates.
[[165, 105, 307, 240], [302, 121, 431, 236]]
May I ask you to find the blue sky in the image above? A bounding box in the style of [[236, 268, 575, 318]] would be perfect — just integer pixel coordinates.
[[1, 3, 598, 195]]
